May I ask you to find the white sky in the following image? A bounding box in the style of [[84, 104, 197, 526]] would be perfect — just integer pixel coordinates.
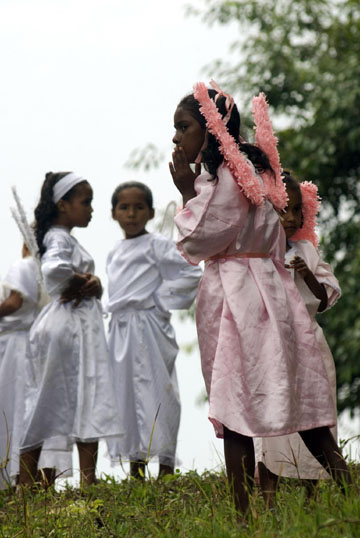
[[0, 0, 240, 480], [1, 0, 358, 482]]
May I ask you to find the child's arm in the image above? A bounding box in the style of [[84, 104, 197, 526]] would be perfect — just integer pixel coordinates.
[[0, 290, 23, 317], [289, 256, 328, 311], [60, 273, 102, 306]]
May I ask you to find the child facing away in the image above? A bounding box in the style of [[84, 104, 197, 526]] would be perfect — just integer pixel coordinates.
[[0, 244, 40, 489], [19, 172, 121, 487], [105, 181, 202, 478], [169, 81, 351, 514], [256, 172, 340, 505]]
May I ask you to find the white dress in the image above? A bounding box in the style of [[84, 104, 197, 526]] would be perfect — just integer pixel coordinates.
[[0, 257, 40, 488], [105, 233, 202, 466], [21, 226, 121, 456], [256, 240, 340, 479]]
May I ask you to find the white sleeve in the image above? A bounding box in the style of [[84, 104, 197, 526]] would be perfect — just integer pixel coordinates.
[[41, 232, 75, 296], [2, 258, 39, 304], [315, 255, 341, 311], [152, 236, 202, 310]]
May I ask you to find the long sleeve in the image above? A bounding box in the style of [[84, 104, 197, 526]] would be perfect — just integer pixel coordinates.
[[152, 237, 202, 310], [174, 166, 250, 265], [3, 258, 39, 304], [313, 253, 341, 311], [41, 230, 75, 297]]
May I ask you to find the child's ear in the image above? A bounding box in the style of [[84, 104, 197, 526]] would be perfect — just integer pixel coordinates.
[[57, 200, 67, 214], [111, 209, 116, 220], [149, 208, 155, 221]]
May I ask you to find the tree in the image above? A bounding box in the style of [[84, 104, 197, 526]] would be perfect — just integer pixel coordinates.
[[189, 0, 360, 413]]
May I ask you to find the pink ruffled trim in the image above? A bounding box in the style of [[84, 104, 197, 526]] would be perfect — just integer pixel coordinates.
[[193, 82, 265, 206], [291, 181, 321, 248], [252, 93, 288, 210]]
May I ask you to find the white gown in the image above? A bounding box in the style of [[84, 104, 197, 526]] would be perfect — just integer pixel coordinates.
[[256, 240, 340, 479], [105, 233, 202, 466], [21, 226, 121, 457], [0, 257, 40, 488]]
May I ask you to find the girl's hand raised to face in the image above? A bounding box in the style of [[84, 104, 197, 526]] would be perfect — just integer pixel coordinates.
[[169, 146, 201, 206]]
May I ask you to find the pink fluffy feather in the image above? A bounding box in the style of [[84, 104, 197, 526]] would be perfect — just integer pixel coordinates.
[[193, 82, 265, 206], [291, 181, 321, 249], [252, 93, 288, 210]]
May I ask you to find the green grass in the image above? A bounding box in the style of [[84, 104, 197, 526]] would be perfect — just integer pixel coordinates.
[[1, 467, 360, 537]]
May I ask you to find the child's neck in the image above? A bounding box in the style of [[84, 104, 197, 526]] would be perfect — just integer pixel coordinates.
[[52, 216, 73, 231]]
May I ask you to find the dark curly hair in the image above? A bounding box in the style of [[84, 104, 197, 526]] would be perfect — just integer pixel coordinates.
[[281, 170, 304, 227], [177, 89, 273, 179], [281, 170, 301, 195], [34, 172, 85, 255], [111, 181, 153, 211]]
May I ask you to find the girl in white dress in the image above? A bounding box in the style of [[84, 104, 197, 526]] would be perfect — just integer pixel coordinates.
[[0, 245, 40, 489], [19, 172, 121, 487], [256, 172, 340, 504], [105, 181, 201, 478]]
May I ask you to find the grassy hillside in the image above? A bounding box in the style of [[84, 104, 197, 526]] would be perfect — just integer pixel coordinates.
[[1, 468, 360, 537]]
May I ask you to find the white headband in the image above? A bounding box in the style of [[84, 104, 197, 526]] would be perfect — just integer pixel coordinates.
[[53, 173, 86, 203]]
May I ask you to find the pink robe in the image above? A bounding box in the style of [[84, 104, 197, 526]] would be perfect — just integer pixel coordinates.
[[257, 240, 339, 478], [174, 164, 335, 438]]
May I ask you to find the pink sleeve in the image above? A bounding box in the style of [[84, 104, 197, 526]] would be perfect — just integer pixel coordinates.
[[174, 166, 249, 265]]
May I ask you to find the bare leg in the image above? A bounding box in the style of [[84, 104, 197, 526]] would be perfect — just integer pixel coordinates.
[[257, 462, 278, 508], [77, 441, 98, 486], [303, 479, 318, 499], [19, 447, 41, 486], [130, 460, 146, 480], [223, 426, 255, 514], [158, 464, 174, 478], [36, 468, 56, 489], [299, 427, 351, 489]]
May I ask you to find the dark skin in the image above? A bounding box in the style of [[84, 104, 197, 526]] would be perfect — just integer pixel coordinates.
[[287, 256, 327, 312], [0, 290, 23, 317], [169, 106, 204, 205]]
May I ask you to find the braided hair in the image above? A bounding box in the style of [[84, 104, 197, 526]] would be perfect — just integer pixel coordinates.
[[178, 90, 273, 179], [34, 171, 74, 255]]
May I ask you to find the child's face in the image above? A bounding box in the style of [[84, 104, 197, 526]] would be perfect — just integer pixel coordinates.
[[281, 187, 302, 239], [112, 187, 154, 239], [58, 182, 93, 229], [172, 106, 205, 163]]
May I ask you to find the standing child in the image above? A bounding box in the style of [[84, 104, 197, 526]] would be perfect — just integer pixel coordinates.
[[256, 172, 340, 504], [0, 244, 40, 489], [105, 181, 201, 478], [19, 172, 121, 487], [170, 81, 350, 514]]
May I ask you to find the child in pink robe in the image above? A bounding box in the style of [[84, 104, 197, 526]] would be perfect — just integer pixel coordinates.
[[169, 81, 350, 514]]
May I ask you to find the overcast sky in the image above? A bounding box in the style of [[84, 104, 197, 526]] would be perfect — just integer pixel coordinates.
[[1, 0, 358, 481], [0, 0, 241, 479]]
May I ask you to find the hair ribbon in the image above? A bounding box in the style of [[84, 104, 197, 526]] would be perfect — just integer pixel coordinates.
[[209, 79, 235, 126]]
